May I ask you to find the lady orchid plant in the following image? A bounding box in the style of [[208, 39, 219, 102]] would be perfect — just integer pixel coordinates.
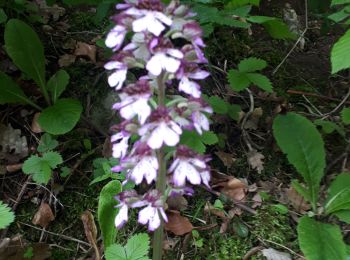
[[104, 0, 212, 257]]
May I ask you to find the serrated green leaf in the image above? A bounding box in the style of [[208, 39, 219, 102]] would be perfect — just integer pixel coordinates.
[[246, 73, 273, 92], [331, 29, 350, 74], [201, 131, 219, 145], [125, 233, 150, 259], [331, 0, 350, 6], [341, 107, 350, 124], [42, 151, 63, 168], [46, 70, 70, 104], [98, 180, 122, 249], [273, 113, 326, 209], [298, 216, 346, 260], [180, 131, 206, 154], [4, 19, 46, 90], [262, 19, 296, 39], [247, 16, 276, 24], [38, 98, 82, 135], [208, 96, 228, 114], [314, 119, 345, 136], [325, 173, 350, 214], [238, 57, 267, 73], [0, 201, 15, 229], [0, 71, 33, 105], [105, 244, 127, 260], [227, 69, 250, 92], [37, 133, 59, 153]]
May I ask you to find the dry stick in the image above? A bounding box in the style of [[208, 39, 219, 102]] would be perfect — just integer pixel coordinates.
[[272, 0, 308, 76], [257, 237, 305, 259], [321, 87, 350, 119], [243, 246, 264, 260], [18, 222, 91, 247], [287, 90, 350, 105], [241, 89, 255, 152]]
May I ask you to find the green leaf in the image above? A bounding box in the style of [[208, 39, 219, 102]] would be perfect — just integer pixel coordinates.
[[201, 131, 219, 145], [180, 130, 206, 154], [273, 113, 326, 209], [226, 0, 260, 8], [341, 107, 350, 124], [262, 19, 296, 39], [4, 19, 46, 90], [238, 57, 267, 73], [325, 173, 350, 214], [331, 0, 350, 6], [228, 104, 241, 121], [0, 8, 7, 24], [37, 133, 59, 153], [247, 16, 276, 24], [0, 71, 33, 105], [227, 69, 250, 92], [208, 96, 228, 114], [98, 180, 122, 249], [22, 152, 63, 184], [331, 29, 350, 74], [333, 210, 350, 224], [60, 166, 70, 178], [246, 73, 273, 92], [125, 233, 150, 260], [314, 119, 345, 136], [292, 180, 312, 202], [0, 201, 15, 229], [46, 70, 70, 104], [105, 244, 127, 260], [38, 99, 82, 135], [298, 216, 346, 260], [328, 6, 350, 22]]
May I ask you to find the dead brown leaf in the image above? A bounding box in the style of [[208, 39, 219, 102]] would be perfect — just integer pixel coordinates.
[[74, 42, 96, 63], [81, 210, 100, 259], [244, 107, 263, 130], [217, 177, 247, 201], [58, 54, 76, 67], [204, 202, 226, 219], [164, 211, 193, 236], [215, 151, 236, 168], [219, 217, 231, 234], [6, 163, 23, 173], [167, 194, 188, 211], [247, 149, 265, 174], [251, 193, 262, 208], [32, 203, 55, 228], [286, 186, 311, 213], [31, 112, 43, 133]]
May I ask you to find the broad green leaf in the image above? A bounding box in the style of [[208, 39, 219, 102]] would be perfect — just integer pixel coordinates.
[[221, 5, 252, 17], [341, 107, 350, 124], [247, 16, 276, 24], [331, 0, 350, 6], [208, 96, 228, 114], [38, 99, 82, 135], [105, 244, 127, 260], [37, 133, 59, 153], [328, 6, 350, 22], [314, 119, 345, 136], [0, 201, 15, 229], [333, 210, 350, 224], [0, 8, 7, 24], [238, 57, 267, 73], [298, 216, 346, 260], [214, 15, 249, 28], [292, 180, 312, 202], [4, 19, 46, 89], [22, 152, 63, 184], [98, 180, 122, 249], [325, 173, 350, 214], [262, 19, 296, 39], [226, 0, 260, 8], [246, 73, 273, 92], [201, 131, 219, 145], [331, 29, 350, 74], [227, 69, 250, 92], [273, 113, 326, 208], [0, 71, 33, 105], [125, 233, 150, 259], [46, 70, 70, 104]]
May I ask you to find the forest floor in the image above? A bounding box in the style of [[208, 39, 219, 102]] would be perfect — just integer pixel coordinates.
[[0, 0, 348, 259]]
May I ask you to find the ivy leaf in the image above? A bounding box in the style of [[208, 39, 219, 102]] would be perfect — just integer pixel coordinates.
[[98, 180, 122, 249], [273, 113, 326, 209], [0, 201, 15, 229], [227, 69, 250, 92], [341, 107, 350, 125], [46, 70, 70, 104], [325, 173, 350, 214], [331, 29, 350, 74], [38, 98, 82, 135], [37, 133, 59, 153], [238, 57, 267, 73], [125, 233, 150, 260], [297, 216, 346, 260], [4, 19, 46, 90], [246, 73, 273, 92], [0, 71, 33, 105]]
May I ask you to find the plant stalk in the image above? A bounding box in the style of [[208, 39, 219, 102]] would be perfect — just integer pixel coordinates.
[[153, 72, 166, 260]]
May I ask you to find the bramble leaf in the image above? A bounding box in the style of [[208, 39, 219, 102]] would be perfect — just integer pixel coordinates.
[[238, 57, 267, 73], [227, 69, 250, 92], [0, 201, 15, 229], [331, 29, 350, 74]]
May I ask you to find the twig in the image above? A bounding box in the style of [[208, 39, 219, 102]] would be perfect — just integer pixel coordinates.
[[241, 89, 255, 151], [287, 89, 350, 105], [321, 87, 350, 119], [272, 0, 308, 75], [257, 237, 305, 259], [243, 246, 264, 260], [18, 222, 91, 247]]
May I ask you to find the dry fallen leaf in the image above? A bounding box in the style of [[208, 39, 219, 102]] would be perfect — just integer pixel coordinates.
[[32, 203, 55, 228], [167, 194, 188, 211], [215, 151, 236, 168], [261, 248, 291, 260], [31, 112, 43, 133], [286, 186, 311, 213], [58, 54, 76, 67], [6, 163, 23, 173], [218, 177, 247, 201], [244, 107, 263, 130], [74, 42, 96, 63], [204, 202, 226, 219], [63, 38, 77, 50], [81, 210, 100, 260], [247, 149, 265, 174], [164, 211, 193, 236], [251, 193, 262, 209]]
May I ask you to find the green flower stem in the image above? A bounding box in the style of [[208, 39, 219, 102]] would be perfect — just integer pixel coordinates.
[[153, 72, 166, 260]]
